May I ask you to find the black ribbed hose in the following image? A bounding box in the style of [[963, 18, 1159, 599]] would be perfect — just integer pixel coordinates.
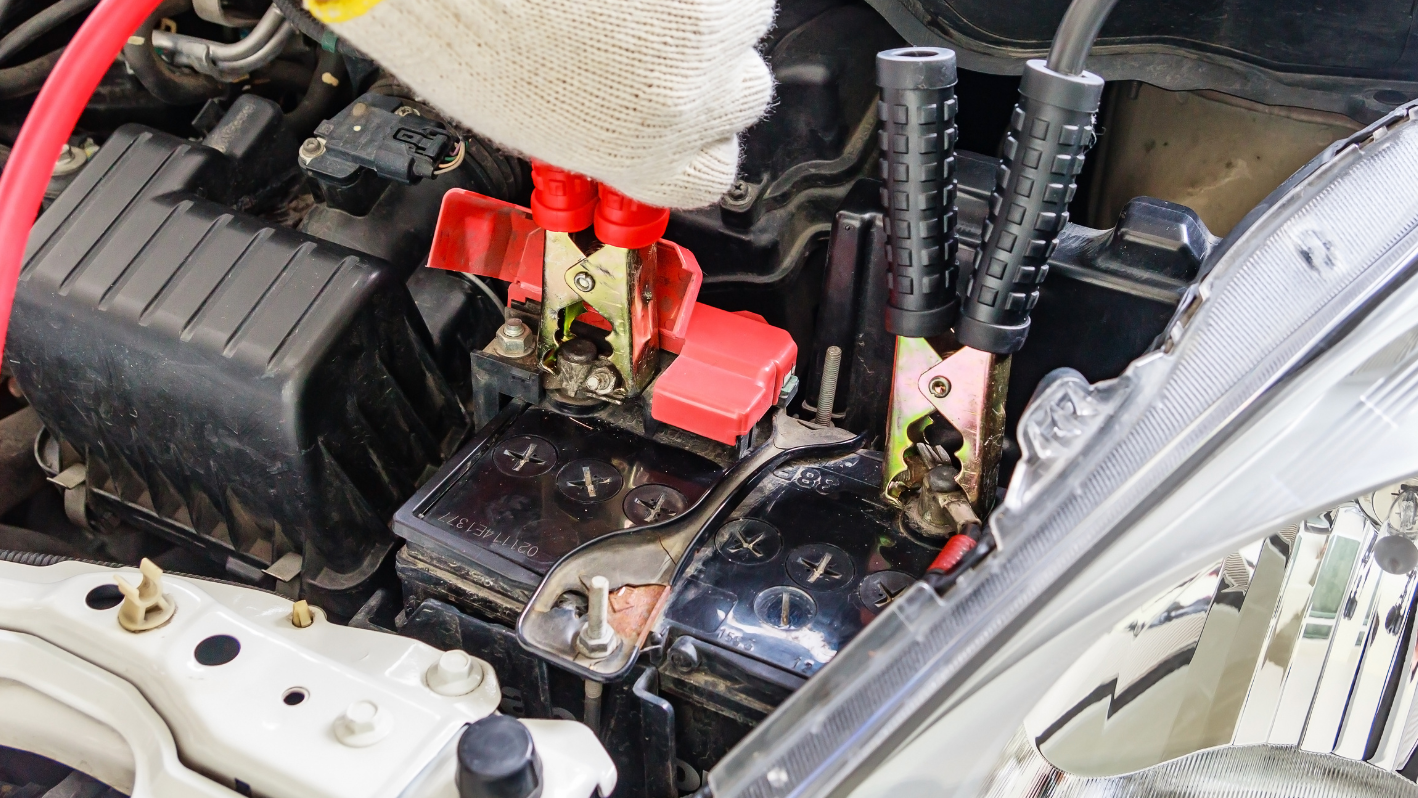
[[0, 549, 118, 567], [954, 0, 1117, 354], [876, 47, 960, 338]]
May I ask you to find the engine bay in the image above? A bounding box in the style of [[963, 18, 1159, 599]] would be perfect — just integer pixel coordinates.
[[0, 0, 1396, 794]]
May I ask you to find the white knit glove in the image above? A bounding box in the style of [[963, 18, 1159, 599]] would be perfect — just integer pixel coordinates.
[[307, 0, 776, 209]]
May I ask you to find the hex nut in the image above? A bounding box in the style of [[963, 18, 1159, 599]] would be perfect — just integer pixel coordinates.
[[495, 318, 531, 358], [576, 575, 619, 659], [584, 366, 617, 396]]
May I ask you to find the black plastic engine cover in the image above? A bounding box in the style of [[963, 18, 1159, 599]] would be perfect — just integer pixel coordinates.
[[8, 125, 468, 615]]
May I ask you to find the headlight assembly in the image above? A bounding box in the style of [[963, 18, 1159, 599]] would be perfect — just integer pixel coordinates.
[[709, 101, 1418, 798]]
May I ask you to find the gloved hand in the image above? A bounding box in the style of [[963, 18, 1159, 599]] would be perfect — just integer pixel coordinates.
[[306, 0, 776, 209]]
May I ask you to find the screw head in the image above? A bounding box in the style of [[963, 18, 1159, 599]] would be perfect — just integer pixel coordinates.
[[299, 137, 326, 161], [573, 271, 596, 293], [642, 285, 654, 303], [928, 376, 951, 398]]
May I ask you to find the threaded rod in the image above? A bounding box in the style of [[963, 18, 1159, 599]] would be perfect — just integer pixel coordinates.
[[814, 346, 842, 427]]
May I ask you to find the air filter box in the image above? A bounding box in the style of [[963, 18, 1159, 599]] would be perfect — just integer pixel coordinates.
[[7, 125, 468, 615]]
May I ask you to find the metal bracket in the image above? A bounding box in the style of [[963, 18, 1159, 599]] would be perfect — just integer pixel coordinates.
[[49, 463, 89, 530], [517, 411, 861, 682]]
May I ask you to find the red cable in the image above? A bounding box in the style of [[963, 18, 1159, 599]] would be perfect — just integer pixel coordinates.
[[927, 533, 977, 575], [0, 0, 164, 358]]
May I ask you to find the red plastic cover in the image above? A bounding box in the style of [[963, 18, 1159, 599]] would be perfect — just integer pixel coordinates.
[[428, 188, 795, 445], [650, 304, 797, 445]]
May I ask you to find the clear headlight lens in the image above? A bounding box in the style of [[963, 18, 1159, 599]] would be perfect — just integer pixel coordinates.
[[709, 103, 1418, 798]]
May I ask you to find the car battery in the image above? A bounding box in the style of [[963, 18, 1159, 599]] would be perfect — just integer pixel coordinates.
[[392, 400, 730, 623], [662, 449, 938, 679]]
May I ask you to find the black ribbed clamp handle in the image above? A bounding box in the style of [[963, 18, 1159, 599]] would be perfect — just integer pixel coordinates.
[[876, 47, 959, 338], [956, 60, 1103, 354]]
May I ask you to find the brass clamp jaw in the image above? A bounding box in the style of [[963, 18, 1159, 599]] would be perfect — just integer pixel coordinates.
[[883, 336, 1010, 519], [539, 231, 660, 404]]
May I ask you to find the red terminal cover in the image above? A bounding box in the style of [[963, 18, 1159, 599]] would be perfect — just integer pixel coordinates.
[[428, 190, 545, 303], [529, 162, 598, 233], [650, 305, 797, 445], [595, 186, 670, 249], [429, 187, 792, 445]]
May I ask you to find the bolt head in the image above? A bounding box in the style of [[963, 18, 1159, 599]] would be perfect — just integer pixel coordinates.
[[427, 649, 485, 696], [334, 700, 392, 746], [299, 137, 326, 161], [495, 318, 532, 357], [584, 366, 617, 395], [52, 144, 86, 176], [667, 637, 700, 672], [928, 376, 951, 398], [573, 271, 596, 292]]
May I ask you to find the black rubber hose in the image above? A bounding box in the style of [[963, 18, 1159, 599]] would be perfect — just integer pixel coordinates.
[[285, 46, 346, 136], [269, 0, 363, 57], [0, 0, 98, 65], [122, 8, 224, 105], [0, 47, 63, 99], [1047, 0, 1124, 76], [253, 58, 313, 93]]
